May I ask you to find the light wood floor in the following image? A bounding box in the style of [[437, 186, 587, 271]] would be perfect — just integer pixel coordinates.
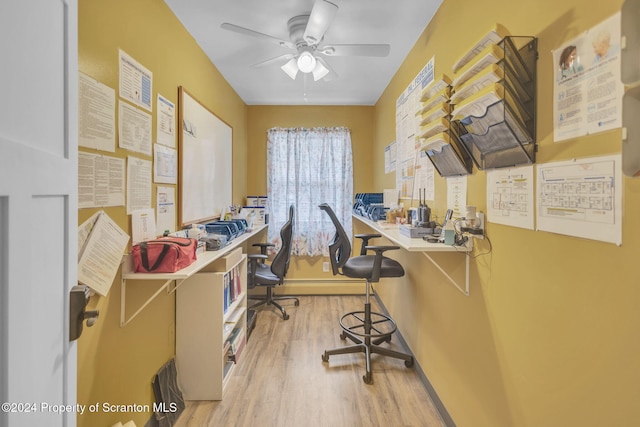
[[175, 295, 445, 427]]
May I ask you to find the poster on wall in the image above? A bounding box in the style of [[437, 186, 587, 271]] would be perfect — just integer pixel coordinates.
[[446, 175, 467, 219], [157, 186, 176, 235], [119, 49, 153, 112], [395, 57, 435, 199], [79, 72, 116, 152], [118, 101, 152, 155], [126, 156, 152, 215], [536, 154, 622, 245], [78, 210, 129, 296], [153, 143, 177, 184], [157, 94, 176, 147], [78, 152, 125, 209], [486, 165, 534, 230], [552, 12, 623, 142]]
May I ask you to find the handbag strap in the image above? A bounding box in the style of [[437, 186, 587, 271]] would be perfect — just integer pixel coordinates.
[[140, 242, 171, 272], [161, 238, 194, 247]]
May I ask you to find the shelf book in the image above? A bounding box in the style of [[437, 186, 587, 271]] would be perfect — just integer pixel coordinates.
[[223, 265, 243, 314], [226, 326, 246, 364]]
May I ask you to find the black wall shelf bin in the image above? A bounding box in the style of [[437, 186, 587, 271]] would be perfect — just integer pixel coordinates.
[[422, 126, 473, 177], [451, 36, 538, 170]]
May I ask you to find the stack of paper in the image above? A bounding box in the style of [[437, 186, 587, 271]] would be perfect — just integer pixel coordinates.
[[452, 44, 504, 88], [418, 117, 450, 140], [418, 86, 451, 113], [420, 74, 452, 102], [450, 64, 504, 104], [416, 75, 453, 143], [452, 83, 506, 121], [421, 131, 456, 152], [452, 24, 510, 73], [419, 102, 451, 126]]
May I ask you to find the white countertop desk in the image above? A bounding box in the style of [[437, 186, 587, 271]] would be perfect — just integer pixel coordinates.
[[120, 224, 268, 326], [352, 215, 472, 295]]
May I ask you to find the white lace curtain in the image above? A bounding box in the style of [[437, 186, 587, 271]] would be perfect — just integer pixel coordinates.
[[266, 127, 353, 256]]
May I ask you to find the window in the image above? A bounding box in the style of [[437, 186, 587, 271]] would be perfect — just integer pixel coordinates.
[[266, 127, 353, 256]]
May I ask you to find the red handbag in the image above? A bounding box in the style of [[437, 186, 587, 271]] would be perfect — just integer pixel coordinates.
[[132, 237, 198, 273]]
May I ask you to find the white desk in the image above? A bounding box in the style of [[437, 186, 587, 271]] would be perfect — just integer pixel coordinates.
[[120, 224, 267, 326], [352, 215, 472, 295]]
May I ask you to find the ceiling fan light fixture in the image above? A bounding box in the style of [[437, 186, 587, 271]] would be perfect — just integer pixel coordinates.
[[312, 61, 329, 81], [297, 51, 317, 73], [281, 58, 299, 80]]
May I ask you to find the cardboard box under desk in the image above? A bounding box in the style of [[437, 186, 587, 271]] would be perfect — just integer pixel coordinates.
[[203, 247, 243, 272]]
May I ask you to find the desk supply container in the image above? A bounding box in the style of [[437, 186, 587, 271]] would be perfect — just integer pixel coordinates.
[[443, 222, 456, 245]]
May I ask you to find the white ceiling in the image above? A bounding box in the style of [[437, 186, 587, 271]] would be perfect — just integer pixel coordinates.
[[164, 0, 443, 106]]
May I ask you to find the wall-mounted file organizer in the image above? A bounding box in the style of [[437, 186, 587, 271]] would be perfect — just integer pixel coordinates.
[[416, 75, 472, 176], [450, 35, 538, 170], [420, 126, 473, 176], [416, 75, 452, 142], [621, 0, 640, 177]]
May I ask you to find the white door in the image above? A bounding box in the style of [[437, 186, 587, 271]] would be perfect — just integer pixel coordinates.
[[0, 1, 78, 426]]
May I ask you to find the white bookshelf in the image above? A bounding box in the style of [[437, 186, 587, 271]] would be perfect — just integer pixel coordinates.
[[176, 249, 247, 400]]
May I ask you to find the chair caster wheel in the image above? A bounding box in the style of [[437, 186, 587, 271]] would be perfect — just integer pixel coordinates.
[[294, 300, 299, 306], [363, 373, 373, 384], [322, 353, 329, 362], [340, 332, 347, 340], [405, 358, 414, 368], [283, 313, 290, 320]]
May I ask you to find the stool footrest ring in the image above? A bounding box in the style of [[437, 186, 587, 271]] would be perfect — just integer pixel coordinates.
[[338, 310, 398, 339]]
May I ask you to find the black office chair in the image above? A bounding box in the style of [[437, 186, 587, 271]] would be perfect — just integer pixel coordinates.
[[247, 205, 299, 320], [319, 203, 413, 384]]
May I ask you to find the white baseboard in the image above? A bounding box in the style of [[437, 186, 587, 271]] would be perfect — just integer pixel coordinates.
[[248, 278, 366, 295]]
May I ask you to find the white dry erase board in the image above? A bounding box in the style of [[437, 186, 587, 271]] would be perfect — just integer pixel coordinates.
[[178, 86, 232, 226]]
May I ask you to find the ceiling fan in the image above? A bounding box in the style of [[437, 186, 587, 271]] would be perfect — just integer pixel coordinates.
[[221, 0, 391, 82]]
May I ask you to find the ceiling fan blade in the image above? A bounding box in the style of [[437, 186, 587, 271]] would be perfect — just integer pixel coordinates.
[[320, 44, 391, 57], [303, 0, 338, 46], [252, 53, 296, 68], [221, 23, 295, 49]]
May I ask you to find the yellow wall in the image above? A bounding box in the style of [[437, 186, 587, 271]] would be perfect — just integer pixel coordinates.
[[77, 1, 248, 426], [246, 105, 374, 294], [373, 0, 640, 426]]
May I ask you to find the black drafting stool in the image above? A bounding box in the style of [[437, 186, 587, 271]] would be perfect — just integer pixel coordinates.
[[247, 205, 299, 320], [319, 203, 413, 384]]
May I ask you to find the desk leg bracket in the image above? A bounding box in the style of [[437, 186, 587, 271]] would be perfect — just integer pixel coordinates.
[[421, 252, 470, 296], [120, 277, 188, 327]]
